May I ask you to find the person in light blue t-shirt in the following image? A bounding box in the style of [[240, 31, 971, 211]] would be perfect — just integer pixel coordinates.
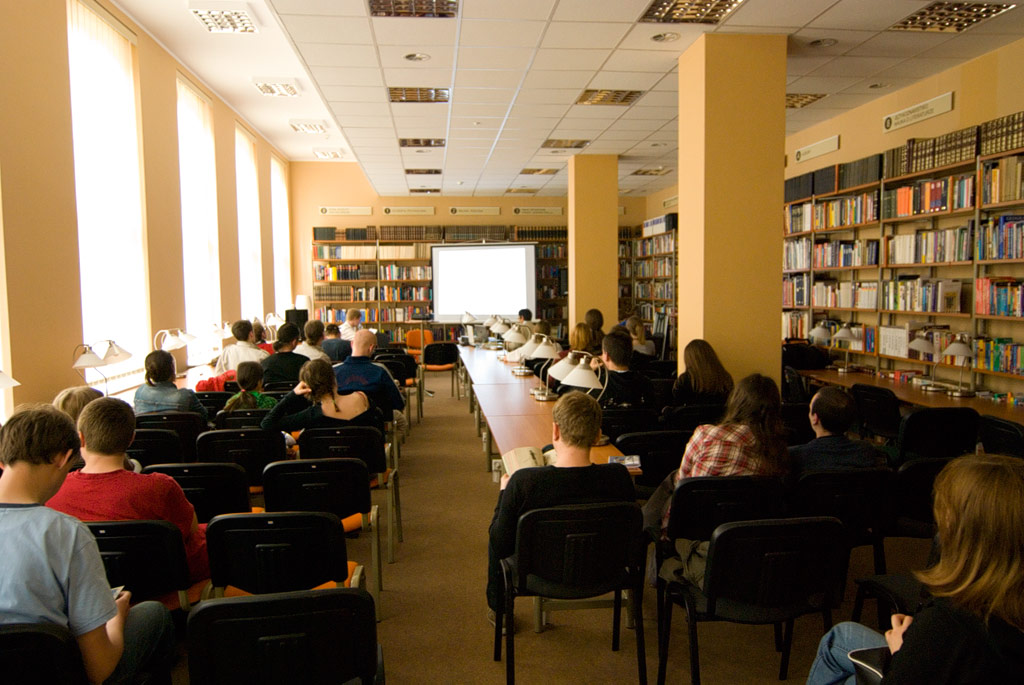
[[0, 405, 174, 684]]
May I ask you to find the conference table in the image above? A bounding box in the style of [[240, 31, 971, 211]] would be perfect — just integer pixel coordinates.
[[458, 345, 624, 471]]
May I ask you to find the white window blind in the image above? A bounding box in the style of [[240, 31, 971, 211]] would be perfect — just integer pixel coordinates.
[[270, 156, 292, 316], [235, 127, 263, 321]]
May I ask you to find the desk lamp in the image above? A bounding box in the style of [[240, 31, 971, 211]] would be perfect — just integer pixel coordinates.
[[294, 295, 312, 314], [548, 351, 587, 384], [483, 315, 499, 328], [72, 343, 111, 395], [511, 332, 542, 374], [265, 312, 286, 327], [501, 325, 529, 363], [832, 324, 855, 374], [490, 318, 510, 336], [153, 329, 190, 351], [941, 335, 975, 398], [529, 337, 561, 401], [560, 358, 603, 395], [908, 332, 943, 392], [809, 321, 832, 346], [0, 369, 21, 389]]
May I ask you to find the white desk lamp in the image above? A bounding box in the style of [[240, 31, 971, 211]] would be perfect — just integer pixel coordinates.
[[832, 324, 856, 374], [0, 369, 20, 389], [941, 335, 975, 398], [908, 332, 944, 392], [809, 321, 832, 345], [529, 337, 561, 400], [73, 340, 131, 396], [153, 329, 191, 352], [561, 358, 603, 392]]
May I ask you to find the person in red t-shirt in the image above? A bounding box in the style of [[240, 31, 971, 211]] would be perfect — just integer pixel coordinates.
[[47, 397, 209, 583]]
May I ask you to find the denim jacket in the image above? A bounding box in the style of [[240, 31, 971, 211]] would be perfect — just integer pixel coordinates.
[[133, 381, 208, 420]]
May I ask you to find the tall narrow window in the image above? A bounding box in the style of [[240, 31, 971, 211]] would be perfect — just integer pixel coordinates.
[[67, 0, 149, 390], [235, 127, 263, 321], [270, 156, 292, 316], [176, 78, 221, 365]]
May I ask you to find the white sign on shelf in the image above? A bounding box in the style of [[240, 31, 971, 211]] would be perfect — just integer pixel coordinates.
[[794, 135, 840, 163], [382, 206, 435, 216], [662, 195, 678, 209], [449, 206, 500, 216], [319, 206, 372, 216], [513, 207, 562, 216], [883, 92, 954, 133]]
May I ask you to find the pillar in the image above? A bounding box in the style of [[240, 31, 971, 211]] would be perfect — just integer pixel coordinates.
[[567, 154, 619, 331]]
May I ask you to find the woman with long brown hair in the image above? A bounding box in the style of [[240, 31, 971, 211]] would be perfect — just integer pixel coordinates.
[[672, 338, 734, 406], [259, 358, 380, 432]]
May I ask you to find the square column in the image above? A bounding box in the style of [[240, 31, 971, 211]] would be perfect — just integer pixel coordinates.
[[568, 154, 618, 330]]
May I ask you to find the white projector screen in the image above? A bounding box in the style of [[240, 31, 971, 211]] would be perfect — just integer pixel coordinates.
[[431, 243, 536, 324]]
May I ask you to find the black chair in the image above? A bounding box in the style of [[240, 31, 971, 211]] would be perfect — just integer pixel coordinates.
[[615, 430, 691, 496], [630, 350, 655, 370], [213, 408, 271, 429], [493, 502, 646, 685], [86, 520, 195, 610], [850, 384, 901, 443], [888, 458, 949, 539], [187, 588, 384, 685], [0, 623, 88, 685], [223, 381, 240, 393], [895, 407, 979, 465], [195, 391, 233, 415], [782, 365, 810, 403], [852, 537, 940, 630], [422, 341, 460, 399], [126, 428, 184, 468], [262, 381, 297, 392], [135, 411, 208, 462], [262, 390, 290, 403], [142, 462, 250, 524], [639, 360, 677, 380], [780, 402, 816, 446], [978, 414, 1024, 458], [263, 458, 382, 620], [791, 468, 895, 575], [205, 511, 357, 596], [195, 429, 286, 487], [375, 352, 419, 423], [659, 517, 847, 685], [601, 408, 657, 442], [659, 404, 725, 432], [648, 378, 674, 413]]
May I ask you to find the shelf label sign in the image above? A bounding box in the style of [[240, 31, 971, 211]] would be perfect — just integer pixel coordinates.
[[662, 195, 678, 209], [382, 206, 434, 216], [319, 206, 371, 216], [883, 92, 953, 132], [617, 206, 626, 215], [513, 207, 562, 216], [794, 135, 840, 163], [449, 206, 500, 216]]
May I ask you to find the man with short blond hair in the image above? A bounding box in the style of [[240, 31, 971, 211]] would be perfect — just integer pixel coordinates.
[[338, 309, 362, 341], [214, 319, 269, 373]]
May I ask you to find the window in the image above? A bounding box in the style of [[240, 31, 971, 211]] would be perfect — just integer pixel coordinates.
[[235, 126, 263, 321], [66, 0, 149, 391], [176, 78, 221, 365], [270, 156, 292, 315]]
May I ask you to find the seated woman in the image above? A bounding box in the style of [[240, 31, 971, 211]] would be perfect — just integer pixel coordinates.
[[223, 361, 277, 412], [645, 373, 789, 587], [671, 339, 734, 406], [585, 308, 605, 356], [806, 453, 1024, 684], [260, 358, 381, 433], [133, 350, 208, 419], [53, 385, 103, 422], [626, 315, 655, 357], [568, 322, 592, 354]]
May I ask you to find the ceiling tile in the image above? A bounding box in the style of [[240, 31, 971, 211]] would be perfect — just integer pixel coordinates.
[[455, 88, 516, 104], [514, 88, 581, 105], [607, 118, 661, 132], [556, 117, 614, 131], [338, 115, 390, 127], [551, 128, 608, 138], [378, 45, 454, 69], [503, 116, 563, 130], [460, 20, 546, 48], [786, 75, 863, 93], [532, 48, 612, 71], [804, 92, 876, 110], [322, 85, 387, 101], [968, 8, 1024, 34], [565, 104, 627, 119], [390, 102, 451, 118], [603, 49, 681, 73], [510, 104, 571, 118], [370, 17, 457, 45], [347, 127, 395, 138], [633, 90, 676, 107], [845, 31, 954, 58], [807, 56, 902, 78], [842, 78, 917, 94], [270, 0, 367, 16], [450, 117, 503, 129], [382, 68, 454, 86], [787, 55, 836, 77], [461, 0, 557, 20], [451, 103, 512, 117], [596, 129, 647, 141], [329, 102, 392, 117], [808, 0, 932, 31], [393, 120, 447, 136], [919, 32, 1017, 60], [280, 15, 372, 44], [455, 70, 526, 88], [789, 28, 876, 56], [587, 71, 661, 90], [458, 47, 536, 70], [870, 58, 965, 80], [310, 66, 384, 86], [521, 70, 595, 88], [651, 74, 678, 92], [726, 0, 837, 27], [621, 105, 677, 120], [617, 23, 705, 51], [552, 0, 648, 22], [541, 22, 631, 49], [298, 43, 378, 67]]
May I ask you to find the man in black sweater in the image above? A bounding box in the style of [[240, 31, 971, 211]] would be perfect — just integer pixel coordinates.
[[788, 386, 884, 475], [589, 329, 655, 409]]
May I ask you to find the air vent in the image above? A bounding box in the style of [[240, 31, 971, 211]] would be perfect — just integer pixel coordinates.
[[888, 2, 1014, 32], [399, 138, 446, 148], [409, 188, 441, 194], [576, 89, 645, 106], [520, 168, 559, 175], [405, 169, 442, 174], [640, 0, 746, 24], [253, 79, 298, 97], [506, 188, 539, 194], [369, 0, 458, 18], [189, 4, 257, 33], [632, 168, 672, 176], [389, 87, 450, 103], [313, 148, 345, 160], [541, 139, 590, 149], [786, 93, 827, 109], [290, 120, 328, 134]]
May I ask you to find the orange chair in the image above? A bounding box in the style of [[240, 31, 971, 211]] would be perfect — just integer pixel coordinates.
[[403, 328, 434, 361], [421, 342, 461, 401]]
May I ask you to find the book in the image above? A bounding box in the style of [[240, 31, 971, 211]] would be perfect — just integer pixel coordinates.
[[500, 446, 557, 475]]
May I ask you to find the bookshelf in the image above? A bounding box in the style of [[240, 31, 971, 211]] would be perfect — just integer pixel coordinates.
[[634, 215, 677, 355], [514, 226, 568, 337], [618, 226, 639, 321], [783, 111, 1024, 394]]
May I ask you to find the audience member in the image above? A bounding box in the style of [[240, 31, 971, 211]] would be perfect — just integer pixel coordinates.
[[333, 330, 405, 417], [626, 316, 655, 357], [671, 339, 734, 406], [47, 398, 210, 583], [134, 350, 208, 419], [260, 359, 379, 433], [322, 323, 352, 362], [807, 454, 1024, 684], [53, 386, 103, 423], [568, 322, 592, 353], [214, 320, 269, 373], [338, 309, 362, 341], [518, 308, 533, 326], [260, 322, 307, 385], [486, 391, 634, 624], [788, 386, 883, 476], [585, 308, 605, 355], [252, 320, 273, 354], [223, 361, 277, 412], [0, 405, 175, 684], [585, 329, 654, 408], [295, 320, 331, 362]]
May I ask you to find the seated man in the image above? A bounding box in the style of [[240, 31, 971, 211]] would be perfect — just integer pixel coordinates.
[[48, 397, 210, 583], [261, 322, 307, 385], [214, 319, 269, 373], [788, 386, 885, 476], [0, 405, 174, 684], [322, 323, 352, 362], [338, 308, 362, 341], [334, 329, 405, 417], [294, 320, 331, 362], [587, 329, 655, 409], [486, 391, 635, 624]]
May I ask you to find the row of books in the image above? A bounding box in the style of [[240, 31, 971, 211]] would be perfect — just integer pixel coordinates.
[[881, 178, 950, 218], [377, 306, 430, 322], [786, 202, 812, 234], [538, 265, 560, 279], [316, 244, 377, 260], [618, 283, 631, 298], [975, 276, 1024, 317], [378, 226, 444, 241], [976, 215, 1024, 260], [633, 281, 676, 300], [811, 280, 878, 310], [980, 111, 1024, 156], [880, 277, 963, 313], [379, 244, 432, 259], [886, 225, 972, 265], [813, 239, 879, 269], [379, 265, 431, 280], [981, 155, 1024, 205], [314, 264, 376, 281], [537, 244, 565, 259], [379, 285, 430, 302], [539, 305, 567, 320], [538, 284, 563, 299], [837, 154, 883, 190], [618, 262, 632, 278], [514, 227, 567, 241], [783, 273, 808, 308], [314, 285, 377, 302], [975, 337, 1024, 376], [782, 311, 810, 339], [813, 191, 879, 229], [638, 303, 674, 323], [635, 233, 675, 256], [316, 307, 379, 323], [617, 242, 632, 257], [784, 237, 811, 270]]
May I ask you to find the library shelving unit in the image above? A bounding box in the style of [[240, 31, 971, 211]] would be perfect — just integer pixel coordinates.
[[635, 215, 677, 354], [783, 109, 1024, 394], [514, 226, 568, 337], [618, 226, 639, 321]]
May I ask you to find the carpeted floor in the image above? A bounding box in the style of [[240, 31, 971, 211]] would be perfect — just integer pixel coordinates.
[[173, 371, 932, 684]]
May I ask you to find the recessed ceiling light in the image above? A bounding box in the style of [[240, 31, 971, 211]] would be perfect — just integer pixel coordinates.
[[369, 0, 458, 18], [414, 149, 431, 154], [633, 167, 672, 176], [289, 119, 328, 134], [640, 0, 746, 25], [404, 53, 431, 62], [410, 188, 441, 194], [389, 87, 450, 103], [313, 148, 345, 160], [651, 32, 680, 42], [506, 188, 538, 194], [253, 78, 299, 97], [189, 2, 258, 33], [405, 169, 442, 174], [576, 90, 645, 106], [542, 139, 590, 149], [399, 138, 446, 147], [456, 181, 464, 185], [808, 38, 838, 48], [650, 142, 666, 148], [868, 83, 889, 89], [786, 93, 827, 109], [889, 2, 1015, 33], [520, 168, 559, 175]]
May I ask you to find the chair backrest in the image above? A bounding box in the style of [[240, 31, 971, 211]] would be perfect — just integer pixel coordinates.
[[667, 476, 787, 541], [86, 520, 191, 601], [615, 430, 691, 488], [375, 352, 417, 380], [205, 512, 348, 595], [142, 462, 250, 524], [648, 378, 674, 413], [639, 359, 677, 380], [377, 358, 407, 385], [513, 502, 643, 596], [978, 414, 1024, 459], [892, 458, 950, 531], [780, 402, 816, 446], [897, 407, 979, 464], [126, 428, 185, 468], [630, 350, 654, 370], [223, 381, 240, 393], [213, 408, 271, 429], [297, 426, 387, 474], [263, 458, 371, 519], [791, 468, 895, 544], [0, 623, 88, 685], [422, 341, 459, 366], [262, 381, 298, 392], [195, 391, 233, 415], [850, 384, 901, 442], [781, 366, 810, 403], [186, 588, 378, 685], [195, 429, 287, 486], [600, 408, 657, 442], [262, 390, 290, 403], [703, 517, 847, 615], [135, 411, 208, 462], [660, 404, 725, 432], [405, 329, 433, 350]]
